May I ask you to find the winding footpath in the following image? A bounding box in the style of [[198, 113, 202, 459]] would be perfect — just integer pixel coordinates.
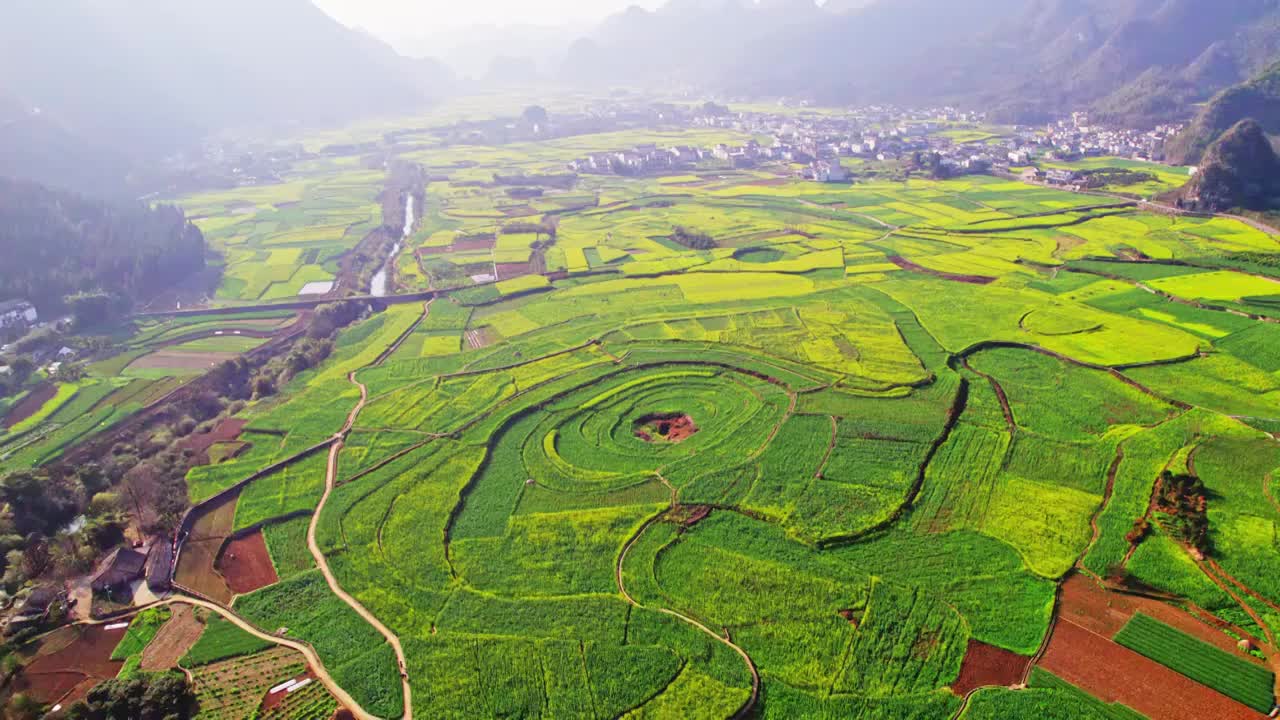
[[614, 516, 761, 719], [299, 378, 415, 718], [90, 597, 380, 720]]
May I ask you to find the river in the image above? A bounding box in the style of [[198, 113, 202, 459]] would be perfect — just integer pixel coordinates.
[[371, 194, 413, 297]]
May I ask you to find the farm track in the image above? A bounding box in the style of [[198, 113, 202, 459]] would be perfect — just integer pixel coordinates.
[[71, 598, 375, 720], [1080, 446, 1125, 583], [814, 415, 839, 478], [614, 514, 761, 719], [296, 298, 430, 719], [303, 378, 413, 720], [1193, 558, 1280, 676], [1264, 472, 1280, 518], [958, 357, 1016, 435]]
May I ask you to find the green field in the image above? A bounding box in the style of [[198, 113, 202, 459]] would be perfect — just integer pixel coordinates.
[[85, 96, 1280, 719], [1114, 613, 1276, 712]]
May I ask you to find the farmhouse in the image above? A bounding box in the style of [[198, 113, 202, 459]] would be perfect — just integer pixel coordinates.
[[0, 300, 37, 333], [90, 547, 147, 594], [146, 540, 174, 593], [810, 161, 850, 183], [1046, 169, 1080, 185]]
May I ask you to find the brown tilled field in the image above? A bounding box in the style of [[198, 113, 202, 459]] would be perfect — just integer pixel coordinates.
[[950, 640, 1031, 696], [1, 383, 57, 428], [141, 603, 205, 672], [1059, 575, 1265, 657], [181, 418, 249, 464], [128, 350, 241, 372], [217, 530, 280, 595], [495, 262, 535, 280], [1037, 619, 1266, 720], [13, 625, 125, 705], [174, 494, 238, 604], [451, 237, 497, 252]]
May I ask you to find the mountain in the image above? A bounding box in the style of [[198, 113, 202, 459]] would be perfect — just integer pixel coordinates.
[[386, 23, 587, 81], [562, 0, 825, 87], [0, 98, 132, 197], [562, 0, 1280, 125], [0, 0, 451, 194], [1167, 61, 1280, 164], [1178, 119, 1280, 211]]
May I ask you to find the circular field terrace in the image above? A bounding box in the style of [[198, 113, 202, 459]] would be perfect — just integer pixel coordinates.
[[511, 366, 787, 495]]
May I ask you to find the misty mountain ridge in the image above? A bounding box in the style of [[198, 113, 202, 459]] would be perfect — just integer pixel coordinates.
[[0, 0, 452, 196], [558, 0, 1280, 126]]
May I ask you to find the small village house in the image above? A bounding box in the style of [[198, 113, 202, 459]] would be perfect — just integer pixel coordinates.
[[90, 547, 147, 595]]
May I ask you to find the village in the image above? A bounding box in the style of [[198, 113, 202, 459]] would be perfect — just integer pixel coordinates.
[[564, 102, 1187, 187]]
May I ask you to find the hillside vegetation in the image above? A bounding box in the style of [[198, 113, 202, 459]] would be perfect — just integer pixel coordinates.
[[0, 178, 206, 313], [1179, 119, 1280, 212], [1168, 61, 1280, 164]]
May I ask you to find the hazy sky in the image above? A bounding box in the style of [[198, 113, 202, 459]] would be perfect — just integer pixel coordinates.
[[314, 0, 666, 33]]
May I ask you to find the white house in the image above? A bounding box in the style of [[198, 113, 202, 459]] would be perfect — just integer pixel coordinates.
[[0, 300, 37, 332], [812, 161, 850, 183]]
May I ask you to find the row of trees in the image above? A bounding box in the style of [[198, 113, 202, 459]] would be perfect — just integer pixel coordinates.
[[669, 226, 717, 250], [0, 302, 367, 588]]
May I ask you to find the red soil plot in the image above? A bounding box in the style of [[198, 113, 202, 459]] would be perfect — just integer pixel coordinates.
[[451, 236, 497, 252], [1037, 619, 1267, 720], [1058, 574, 1261, 657], [1, 383, 57, 429], [950, 640, 1031, 696], [141, 603, 205, 671], [634, 414, 699, 443], [174, 494, 238, 604], [495, 262, 535, 280], [888, 256, 996, 285], [181, 417, 249, 464], [217, 530, 280, 595], [13, 625, 126, 705]]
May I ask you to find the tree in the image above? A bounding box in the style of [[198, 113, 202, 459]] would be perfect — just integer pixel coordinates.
[[4, 693, 43, 720], [77, 463, 108, 496], [65, 292, 126, 330], [522, 105, 549, 129], [701, 101, 731, 117], [66, 674, 196, 720]]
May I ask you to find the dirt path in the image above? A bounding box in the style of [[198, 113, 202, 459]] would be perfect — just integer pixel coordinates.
[[1079, 447, 1126, 582], [1264, 472, 1280, 517], [295, 297, 437, 720], [94, 598, 379, 720], [959, 357, 1016, 435], [814, 415, 839, 478], [301, 371, 412, 720], [615, 516, 761, 718]]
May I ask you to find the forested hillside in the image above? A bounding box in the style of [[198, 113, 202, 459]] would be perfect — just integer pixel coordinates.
[[0, 179, 206, 314], [1179, 119, 1280, 211], [1168, 61, 1280, 164]]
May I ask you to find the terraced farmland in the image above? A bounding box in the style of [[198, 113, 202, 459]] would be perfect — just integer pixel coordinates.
[[145, 111, 1280, 720]]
